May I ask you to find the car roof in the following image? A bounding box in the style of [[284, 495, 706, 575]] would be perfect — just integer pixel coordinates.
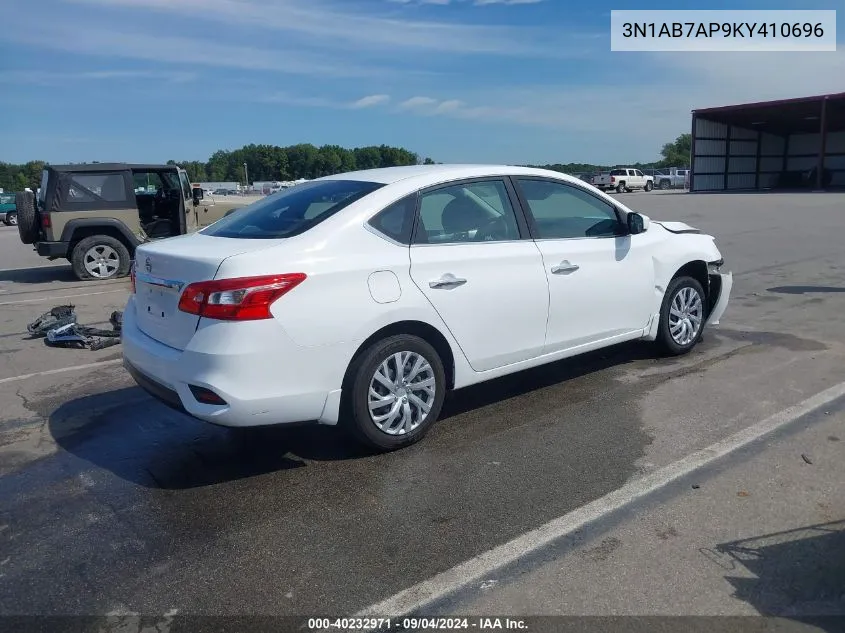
[[48, 163, 178, 173], [316, 164, 585, 187]]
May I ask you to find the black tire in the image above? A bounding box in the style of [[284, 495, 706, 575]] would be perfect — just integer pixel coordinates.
[[656, 276, 706, 356], [615, 182, 626, 193], [660, 179, 671, 190], [644, 181, 653, 192], [4, 212, 17, 226], [342, 334, 446, 451], [15, 191, 39, 244], [70, 235, 131, 281]]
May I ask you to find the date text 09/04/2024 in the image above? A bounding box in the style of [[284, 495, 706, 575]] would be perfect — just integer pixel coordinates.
[[307, 617, 529, 630], [621, 22, 825, 38]]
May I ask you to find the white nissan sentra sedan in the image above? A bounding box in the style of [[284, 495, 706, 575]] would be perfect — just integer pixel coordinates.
[[123, 164, 732, 451]]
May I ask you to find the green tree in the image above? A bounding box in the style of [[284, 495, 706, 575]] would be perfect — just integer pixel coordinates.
[[659, 134, 692, 168]]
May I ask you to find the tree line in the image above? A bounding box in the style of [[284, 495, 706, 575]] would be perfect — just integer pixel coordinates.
[[0, 143, 434, 191], [528, 134, 692, 174], [0, 134, 691, 192]]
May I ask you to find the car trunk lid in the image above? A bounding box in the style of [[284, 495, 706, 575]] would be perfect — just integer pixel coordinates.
[[133, 234, 282, 350]]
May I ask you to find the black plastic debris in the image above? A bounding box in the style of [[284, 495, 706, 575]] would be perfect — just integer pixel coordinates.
[[30, 305, 123, 350], [27, 304, 77, 337]]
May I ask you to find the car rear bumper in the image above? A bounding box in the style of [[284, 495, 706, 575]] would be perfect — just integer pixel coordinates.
[[121, 297, 346, 427], [36, 241, 69, 258]]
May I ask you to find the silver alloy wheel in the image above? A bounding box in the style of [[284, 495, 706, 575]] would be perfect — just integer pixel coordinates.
[[84, 244, 120, 278], [368, 351, 436, 435], [7, 214, 17, 225], [669, 286, 704, 346]]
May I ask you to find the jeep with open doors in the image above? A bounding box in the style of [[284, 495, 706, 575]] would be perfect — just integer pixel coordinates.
[[16, 163, 241, 280]]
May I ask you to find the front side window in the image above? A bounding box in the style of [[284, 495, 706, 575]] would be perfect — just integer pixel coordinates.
[[202, 179, 384, 239], [515, 178, 624, 240], [0, 193, 14, 204], [414, 180, 520, 244], [635, 170, 644, 177]]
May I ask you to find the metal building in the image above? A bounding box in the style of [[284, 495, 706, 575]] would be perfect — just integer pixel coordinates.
[[690, 92, 845, 192]]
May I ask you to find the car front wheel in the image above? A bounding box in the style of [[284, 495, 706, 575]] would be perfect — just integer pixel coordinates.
[[656, 276, 706, 356], [344, 334, 446, 451], [4, 212, 17, 226]]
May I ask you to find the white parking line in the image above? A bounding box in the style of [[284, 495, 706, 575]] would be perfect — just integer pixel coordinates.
[[0, 359, 124, 385], [0, 290, 126, 306], [0, 265, 69, 273], [354, 380, 845, 619]]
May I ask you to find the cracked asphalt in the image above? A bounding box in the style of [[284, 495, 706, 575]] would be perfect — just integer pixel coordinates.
[[1, 191, 844, 624]]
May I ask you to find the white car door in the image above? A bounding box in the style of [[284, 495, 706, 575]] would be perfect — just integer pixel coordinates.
[[634, 169, 646, 188], [409, 179, 549, 372], [512, 177, 655, 354]]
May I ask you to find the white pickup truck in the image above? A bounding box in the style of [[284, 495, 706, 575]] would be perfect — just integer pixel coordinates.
[[653, 168, 690, 190], [593, 168, 654, 193]]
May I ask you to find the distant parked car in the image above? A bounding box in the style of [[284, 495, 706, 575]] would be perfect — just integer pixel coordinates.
[[593, 168, 654, 193], [123, 164, 732, 452], [0, 192, 17, 226]]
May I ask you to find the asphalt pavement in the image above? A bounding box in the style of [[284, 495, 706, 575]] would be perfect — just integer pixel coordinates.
[[1, 191, 844, 628]]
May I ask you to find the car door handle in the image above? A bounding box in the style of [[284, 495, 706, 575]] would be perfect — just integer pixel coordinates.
[[429, 273, 467, 289], [551, 261, 580, 274]]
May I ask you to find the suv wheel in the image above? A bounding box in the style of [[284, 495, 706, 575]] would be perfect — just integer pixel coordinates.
[[344, 334, 446, 451], [15, 192, 39, 244], [4, 212, 17, 226], [71, 236, 131, 281]]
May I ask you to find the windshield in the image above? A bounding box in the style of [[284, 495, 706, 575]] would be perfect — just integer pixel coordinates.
[[202, 179, 385, 239]]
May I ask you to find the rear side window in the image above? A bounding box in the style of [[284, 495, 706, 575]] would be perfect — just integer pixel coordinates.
[[202, 179, 384, 239], [368, 194, 417, 244], [56, 171, 134, 210], [67, 173, 128, 202], [609, 169, 626, 176], [0, 194, 14, 204]]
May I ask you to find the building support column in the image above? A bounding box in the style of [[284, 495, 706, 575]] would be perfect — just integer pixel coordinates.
[[817, 97, 828, 190]]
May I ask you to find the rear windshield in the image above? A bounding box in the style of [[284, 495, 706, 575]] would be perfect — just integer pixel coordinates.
[[202, 179, 385, 239]]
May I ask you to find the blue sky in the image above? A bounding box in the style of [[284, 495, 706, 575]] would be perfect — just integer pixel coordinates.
[[1, 0, 843, 166]]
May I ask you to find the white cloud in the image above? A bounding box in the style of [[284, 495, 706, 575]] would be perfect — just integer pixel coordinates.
[[350, 94, 391, 109], [1, 21, 388, 78], [59, 0, 574, 58], [399, 96, 440, 109], [0, 70, 196, 84]]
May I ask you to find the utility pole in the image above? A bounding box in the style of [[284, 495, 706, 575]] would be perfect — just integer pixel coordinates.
[[243, 162, 249, 192]]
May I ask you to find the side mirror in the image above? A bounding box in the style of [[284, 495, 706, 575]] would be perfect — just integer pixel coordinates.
[[627, 212, 648, 235], [191, 187, 204, 204]]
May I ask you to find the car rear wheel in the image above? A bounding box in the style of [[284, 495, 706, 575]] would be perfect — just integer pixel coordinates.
[[616, 182, 626, 193], [71, 236, 131, 281], [656, 276, 706, 356], [344, 334, 446, 451], [4, 212, 17, 226], [660, 179, 671, 190]]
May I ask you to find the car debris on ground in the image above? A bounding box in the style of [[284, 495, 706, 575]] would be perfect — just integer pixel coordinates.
[[27, 305, 123, 350]]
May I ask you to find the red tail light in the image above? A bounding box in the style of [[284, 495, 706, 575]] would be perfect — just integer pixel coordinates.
[[40, 213, 51, 228], [610, 176, 616, 183], [177, 274, 307, 321], [130, 262, 136, 294]]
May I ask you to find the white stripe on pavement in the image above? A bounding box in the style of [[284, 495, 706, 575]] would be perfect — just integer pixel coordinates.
[[0, 359, 123, 385], [0, 289, 126, 306], [354, 380, 845, 619]]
